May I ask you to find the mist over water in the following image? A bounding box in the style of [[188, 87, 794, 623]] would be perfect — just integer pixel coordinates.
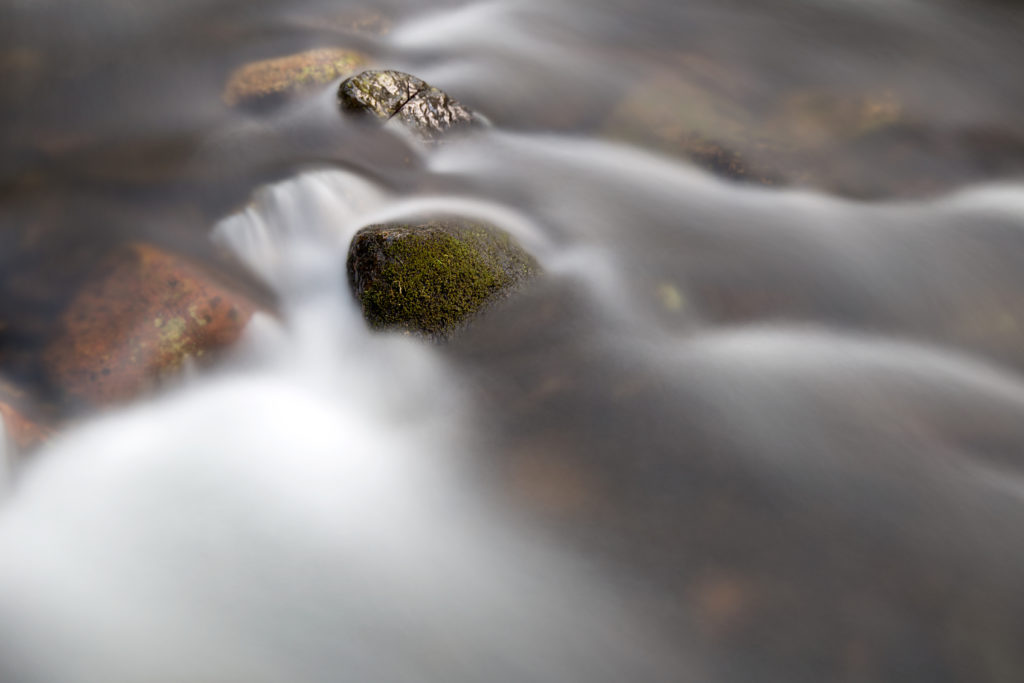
[[3, 0, 1024, 681]]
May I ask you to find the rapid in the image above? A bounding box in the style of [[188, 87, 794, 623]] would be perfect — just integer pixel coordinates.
[[2, 1, 1024, 681]]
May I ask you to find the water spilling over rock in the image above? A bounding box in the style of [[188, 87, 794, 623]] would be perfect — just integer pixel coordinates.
[[4, 0, 1024, 682]]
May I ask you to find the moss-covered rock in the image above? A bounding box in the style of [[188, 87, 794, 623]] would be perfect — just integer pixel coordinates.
[[223, 48, 369, 109], [338, 70, 479, 142], [347, 220, 538, 339]]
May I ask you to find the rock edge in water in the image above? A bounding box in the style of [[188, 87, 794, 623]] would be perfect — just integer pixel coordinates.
[[338, 70, 479, 142], [41, 243, 260, 409], [347, 219, 538, 339], [223, 48, 369, 109]]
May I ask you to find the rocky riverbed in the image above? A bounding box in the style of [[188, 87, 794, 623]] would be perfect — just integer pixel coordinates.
[[3, 2, 1024, 683]]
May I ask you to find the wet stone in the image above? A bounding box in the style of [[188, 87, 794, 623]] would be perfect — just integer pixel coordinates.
[[223, 48, 369, 109], [0, 379, 51, 453], [338, 70, 479, 142], [41, 243, 261, 409], [346, 219, 538, 339]]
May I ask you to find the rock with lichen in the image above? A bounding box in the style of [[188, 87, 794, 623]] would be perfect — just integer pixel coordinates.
[[347, 219, 538, 339], [338, 70, 479, 142], [42, 243, 262, 408], [223, 48, 369, 109]]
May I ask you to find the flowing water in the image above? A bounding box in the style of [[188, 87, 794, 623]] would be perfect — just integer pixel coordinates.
[[3, 1, 1024, 681]]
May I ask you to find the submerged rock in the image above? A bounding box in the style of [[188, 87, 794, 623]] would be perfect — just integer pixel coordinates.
[[313, 8, 393, 35], [223, 48, 369, 109], [604, 54, 908, 190], [338, 70, 479, 141], [347, 219, 538, 339], [42, 244, 261, 408]]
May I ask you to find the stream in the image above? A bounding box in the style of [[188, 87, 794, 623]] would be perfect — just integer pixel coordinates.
[[2, 1, 1024, 681]]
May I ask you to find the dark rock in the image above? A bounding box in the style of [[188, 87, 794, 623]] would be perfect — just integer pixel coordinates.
[[338, 70, 479, 142], [347, 219, 538, 339]]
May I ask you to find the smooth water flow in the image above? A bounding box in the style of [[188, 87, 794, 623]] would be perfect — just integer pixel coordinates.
[[0, 170, 678, 683], [3, 0, 1024, 681]]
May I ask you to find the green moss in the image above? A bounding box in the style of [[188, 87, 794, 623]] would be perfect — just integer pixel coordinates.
[[348, 221, 538, 338]]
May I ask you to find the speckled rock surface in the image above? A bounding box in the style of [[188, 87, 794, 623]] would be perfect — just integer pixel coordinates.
[[338, 70, 479, 141], [42, 244, 260, 408]]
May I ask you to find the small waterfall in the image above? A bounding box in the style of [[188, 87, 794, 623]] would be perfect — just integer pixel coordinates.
[[4, 0, 1024, 681]]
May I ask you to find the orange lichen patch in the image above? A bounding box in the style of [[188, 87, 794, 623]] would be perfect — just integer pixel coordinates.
[[222, 48, 369, 108], [0, 380, 51, 452], [43, 243, 258, 407]]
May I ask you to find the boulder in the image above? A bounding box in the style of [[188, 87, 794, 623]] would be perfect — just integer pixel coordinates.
[[42, 243, 260, 408], [347, 219, 538, 339], [223, 48, 369, 109], [338, 70, 479, 142]]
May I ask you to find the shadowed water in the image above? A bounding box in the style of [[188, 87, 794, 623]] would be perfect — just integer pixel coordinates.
[[2, 1, 1024, 682]]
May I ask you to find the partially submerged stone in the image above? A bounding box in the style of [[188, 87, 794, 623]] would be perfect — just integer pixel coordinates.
[[223, 48, 369, 109], [42, 243, 260, 408], [604, 61, 780, 184], [0, 379, 51, 453], [347, 219, 538, 339], [604, 54, 910, 191], [338, 70, 479, 142]]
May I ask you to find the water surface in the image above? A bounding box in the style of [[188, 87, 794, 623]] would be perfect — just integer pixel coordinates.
[[2, 1, 1024, 681]]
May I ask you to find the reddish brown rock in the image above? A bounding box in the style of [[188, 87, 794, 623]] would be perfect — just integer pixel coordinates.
[[0, 380, 51, 452], [42, 243, 259, 407]]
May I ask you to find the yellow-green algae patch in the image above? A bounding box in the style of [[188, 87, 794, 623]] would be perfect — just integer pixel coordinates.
[[347, 220, 539, 339], [157, 316, 189, 356], [223, 48, 369, 108]]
